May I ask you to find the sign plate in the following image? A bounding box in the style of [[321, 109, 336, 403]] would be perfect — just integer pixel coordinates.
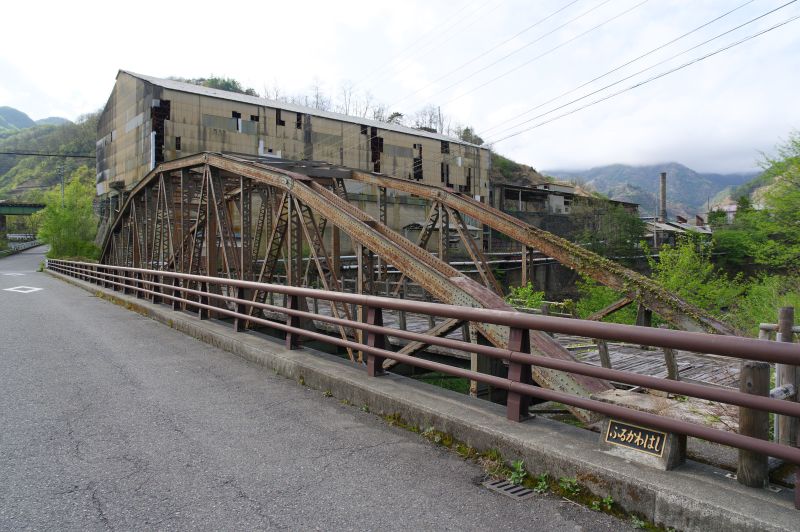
[[605, 419, 666, 457]]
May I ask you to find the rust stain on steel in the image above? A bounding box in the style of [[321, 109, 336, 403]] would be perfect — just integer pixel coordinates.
[[99, 153, 613, 421], [349, 170, 735, 336]]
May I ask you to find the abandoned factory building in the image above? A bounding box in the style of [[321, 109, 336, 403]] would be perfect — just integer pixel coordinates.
[[95, 71, 490, 198]]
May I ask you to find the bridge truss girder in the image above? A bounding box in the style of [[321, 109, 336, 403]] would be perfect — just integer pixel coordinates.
[[100, 153, 613, 422]]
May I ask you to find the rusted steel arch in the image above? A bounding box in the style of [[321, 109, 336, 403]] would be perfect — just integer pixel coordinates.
[[349, 171, 735, 335], [100, 152, 612, 421]]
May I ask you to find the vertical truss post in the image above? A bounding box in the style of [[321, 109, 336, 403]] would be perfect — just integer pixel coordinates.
[[240, 176, 252, 281], [356, 243, 374, 363], [506, 327, 533, 421], [376, 186, 387, 288], [366, 306, 386, 377], [521, 245, 529, 286], [438, 202, 449, 264], [332, 226, 341, 285]]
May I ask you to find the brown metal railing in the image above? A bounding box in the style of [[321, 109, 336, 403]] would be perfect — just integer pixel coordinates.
[[47, 259, 800, 507]]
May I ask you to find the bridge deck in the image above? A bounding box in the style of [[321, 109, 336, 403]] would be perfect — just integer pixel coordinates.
[[273, 301, 740, 389]]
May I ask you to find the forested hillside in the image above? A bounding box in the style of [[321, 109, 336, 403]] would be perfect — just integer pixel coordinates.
[[0, 106, 36, 136], [0, 112, 98, 200]]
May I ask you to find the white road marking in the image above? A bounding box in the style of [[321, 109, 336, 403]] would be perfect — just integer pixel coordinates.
[[2, 273, 26, 276], [3, 286, 43, 294]]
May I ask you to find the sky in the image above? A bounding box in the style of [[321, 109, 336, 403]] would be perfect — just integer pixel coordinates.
[[1, 0, 798, 173]]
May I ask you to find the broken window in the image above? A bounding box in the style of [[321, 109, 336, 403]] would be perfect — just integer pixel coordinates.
[[276, 109, 285, 127], [296, 113, 302, 129], [361, 124, 368, 135], [440, 162, 450, 183], [466, 167, 472, 192], [175, 137, 181, 151], [232, 111, 242, 133], [441, 141, 450, 154], [250, 115, 259, 122], [413, 157, 423, 180]]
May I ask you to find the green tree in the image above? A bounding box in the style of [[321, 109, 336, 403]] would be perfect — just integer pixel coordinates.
[[572, 201, 645, 265], [456, 126, 484, 145], [648, 234, 742, 315], [713, 132, 800, 273], [36, 166, 99, 259], [575, 276, 638, 324]]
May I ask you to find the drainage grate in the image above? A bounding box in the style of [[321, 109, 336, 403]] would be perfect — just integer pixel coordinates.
[[482, 479, 536, 500]]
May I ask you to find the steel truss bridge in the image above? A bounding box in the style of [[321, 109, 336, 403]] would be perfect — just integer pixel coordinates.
[[98, 152, 735, 419]]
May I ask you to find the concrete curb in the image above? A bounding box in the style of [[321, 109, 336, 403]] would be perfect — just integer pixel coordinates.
[[48, 270, 799, 532]]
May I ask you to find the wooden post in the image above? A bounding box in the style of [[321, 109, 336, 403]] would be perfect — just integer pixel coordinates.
[[596, 340, 611, 369], [660, 325, 679, 380], [737, 360, 770, 488]]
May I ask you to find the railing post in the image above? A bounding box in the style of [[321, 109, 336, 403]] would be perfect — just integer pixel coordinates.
[[285, 294, 300, 349], [777, 307, 797, 449], [233, 286, 249, 332], [506, 326, 533, 422], [171, 277, 182, 311], [134, 272, 144, 299], [737, 360, 770, 488], [151, 273, 162, 305], [197, 282, 209, 320], [366, 306, 386, 377]]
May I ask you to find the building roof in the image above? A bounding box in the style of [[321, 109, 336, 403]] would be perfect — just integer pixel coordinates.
[[119, 70, 482, 148]]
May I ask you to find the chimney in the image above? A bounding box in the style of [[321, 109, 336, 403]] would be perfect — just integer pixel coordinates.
[[659, 172, 667, 222]]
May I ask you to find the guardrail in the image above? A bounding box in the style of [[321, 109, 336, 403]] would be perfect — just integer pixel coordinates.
[[0, 239, 42, 257], [47, 259, 800, 508]]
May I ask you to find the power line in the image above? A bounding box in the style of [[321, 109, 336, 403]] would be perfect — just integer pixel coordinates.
[[487, 13, 800, 145], [0, 151, 95, 158], [483, 1, 797, 142], [355, 0, 501, 93], [477, 0, 755, 137], [436, 0, 648, 107], [388, 0, 582, 109], [316, 0, 627, 157]]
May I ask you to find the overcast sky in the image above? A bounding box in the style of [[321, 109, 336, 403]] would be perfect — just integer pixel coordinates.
[[2, 0, 798, 173]]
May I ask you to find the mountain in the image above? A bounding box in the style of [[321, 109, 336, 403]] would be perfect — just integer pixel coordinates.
[[546, 162, 758, 218], [35, 116, 72, 126], [0, 106, 36, 135], [0, 112, 98, 200]]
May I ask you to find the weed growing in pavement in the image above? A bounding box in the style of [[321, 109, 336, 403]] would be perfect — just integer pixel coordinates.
[[533, 473, 550, 494], [509, 460, 527, 486], [558, 477, 581, 498]]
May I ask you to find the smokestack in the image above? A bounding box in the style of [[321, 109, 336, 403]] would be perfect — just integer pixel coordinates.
[[659, 172, 667, 222]]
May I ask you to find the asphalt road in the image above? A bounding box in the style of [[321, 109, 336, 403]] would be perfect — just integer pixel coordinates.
[[0, 247, 633, 531]]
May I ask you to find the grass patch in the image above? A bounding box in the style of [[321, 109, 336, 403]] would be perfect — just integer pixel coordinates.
[[412, 372, 470, 394]]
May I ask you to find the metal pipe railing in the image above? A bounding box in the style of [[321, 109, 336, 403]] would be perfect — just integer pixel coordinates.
[[46, 260, 800, 363], [52, 262, 800, 421], [47, 259, 800, 502]]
